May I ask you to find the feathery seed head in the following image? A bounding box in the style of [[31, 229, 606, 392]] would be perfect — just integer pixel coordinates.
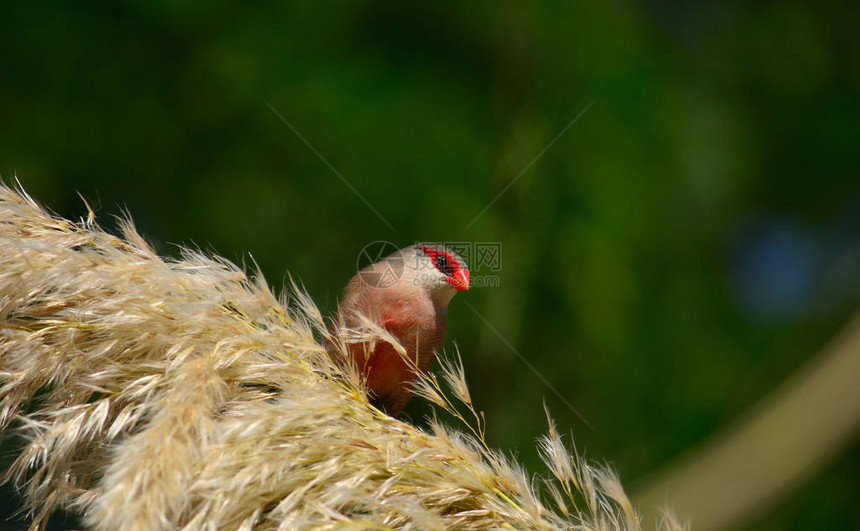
[[0, 184, 682, 531]]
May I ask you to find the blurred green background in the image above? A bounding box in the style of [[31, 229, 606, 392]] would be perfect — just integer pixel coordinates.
[[1, 2, 859, 529]]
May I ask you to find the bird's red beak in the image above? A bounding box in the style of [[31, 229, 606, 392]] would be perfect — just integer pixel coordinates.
[[448, 269, 470, 291]]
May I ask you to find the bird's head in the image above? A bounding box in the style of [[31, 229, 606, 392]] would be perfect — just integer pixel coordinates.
[[354, 243, 470, 306], [406, 243, 470, 300]]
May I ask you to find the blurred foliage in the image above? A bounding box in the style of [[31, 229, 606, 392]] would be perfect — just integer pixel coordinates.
[[1, 1, 858, 529]]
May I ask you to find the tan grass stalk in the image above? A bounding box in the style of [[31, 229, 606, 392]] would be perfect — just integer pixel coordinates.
[[636, 308, 860, 530], [0, 184, 682, 530]]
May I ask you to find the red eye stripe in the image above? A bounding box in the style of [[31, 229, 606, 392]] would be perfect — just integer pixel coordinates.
[[419, 245, 461, 275]]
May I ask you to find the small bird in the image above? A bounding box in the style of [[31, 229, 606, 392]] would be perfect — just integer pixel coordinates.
[[331, 243, 469, 415]]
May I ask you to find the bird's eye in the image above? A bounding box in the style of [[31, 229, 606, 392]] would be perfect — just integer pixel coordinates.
[[435, 255, 452, 275]]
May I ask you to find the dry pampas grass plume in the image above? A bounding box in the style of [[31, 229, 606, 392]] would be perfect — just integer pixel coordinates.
[[0, 183, 684, 530]]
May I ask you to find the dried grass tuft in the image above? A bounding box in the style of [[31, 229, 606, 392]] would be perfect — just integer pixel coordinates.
[[0, 184, 684, 530]]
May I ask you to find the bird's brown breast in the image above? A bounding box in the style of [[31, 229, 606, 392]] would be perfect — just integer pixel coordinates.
[[339, 286, 447, 414]]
